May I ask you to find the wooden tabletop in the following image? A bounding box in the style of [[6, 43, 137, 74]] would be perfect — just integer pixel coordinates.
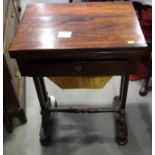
[[9, 2, 147, 58]]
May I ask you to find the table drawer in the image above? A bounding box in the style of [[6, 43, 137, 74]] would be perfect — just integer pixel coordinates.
[[18, 59, 139, 76]]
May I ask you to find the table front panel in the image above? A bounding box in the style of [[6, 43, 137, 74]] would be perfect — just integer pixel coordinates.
[[17, 59, 139, 76]]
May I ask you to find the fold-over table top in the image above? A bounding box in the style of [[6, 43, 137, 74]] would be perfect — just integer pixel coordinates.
[[9, 2, 147, 58]]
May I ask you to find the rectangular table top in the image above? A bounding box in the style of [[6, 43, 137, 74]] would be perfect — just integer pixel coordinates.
[[9, 2, 146, 58]]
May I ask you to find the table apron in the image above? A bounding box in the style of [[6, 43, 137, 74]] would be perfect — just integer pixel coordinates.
[[17, 59, 140, 76]]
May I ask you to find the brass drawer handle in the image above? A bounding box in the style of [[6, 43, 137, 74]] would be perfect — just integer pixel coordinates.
[[75, 65, 82, 72]]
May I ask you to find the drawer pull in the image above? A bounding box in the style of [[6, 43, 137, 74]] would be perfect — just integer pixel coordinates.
[[75, 65, 82, 72]]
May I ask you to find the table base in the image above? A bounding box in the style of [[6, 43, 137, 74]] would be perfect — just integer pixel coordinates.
[[33, 76, 129, 146]]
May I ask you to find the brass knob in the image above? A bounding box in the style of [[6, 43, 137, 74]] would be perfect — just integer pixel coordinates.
[[75, 65, 82, 72]]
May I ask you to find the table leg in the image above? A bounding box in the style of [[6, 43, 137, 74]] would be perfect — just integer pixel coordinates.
[[33, 77, 56, 146], [4, 105, 13, 133], [119, 76, 124, 100], [113, 75, 129, 145]]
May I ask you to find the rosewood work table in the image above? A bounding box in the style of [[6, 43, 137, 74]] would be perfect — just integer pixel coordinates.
[[9, 2, 147, 146]]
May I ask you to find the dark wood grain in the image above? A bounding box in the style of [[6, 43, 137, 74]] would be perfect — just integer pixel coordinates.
[[9, 2, 146, 58]]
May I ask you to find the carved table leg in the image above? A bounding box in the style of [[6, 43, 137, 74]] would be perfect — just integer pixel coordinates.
[[33, 77, 57, 146], [113, 75, 129, 145]]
